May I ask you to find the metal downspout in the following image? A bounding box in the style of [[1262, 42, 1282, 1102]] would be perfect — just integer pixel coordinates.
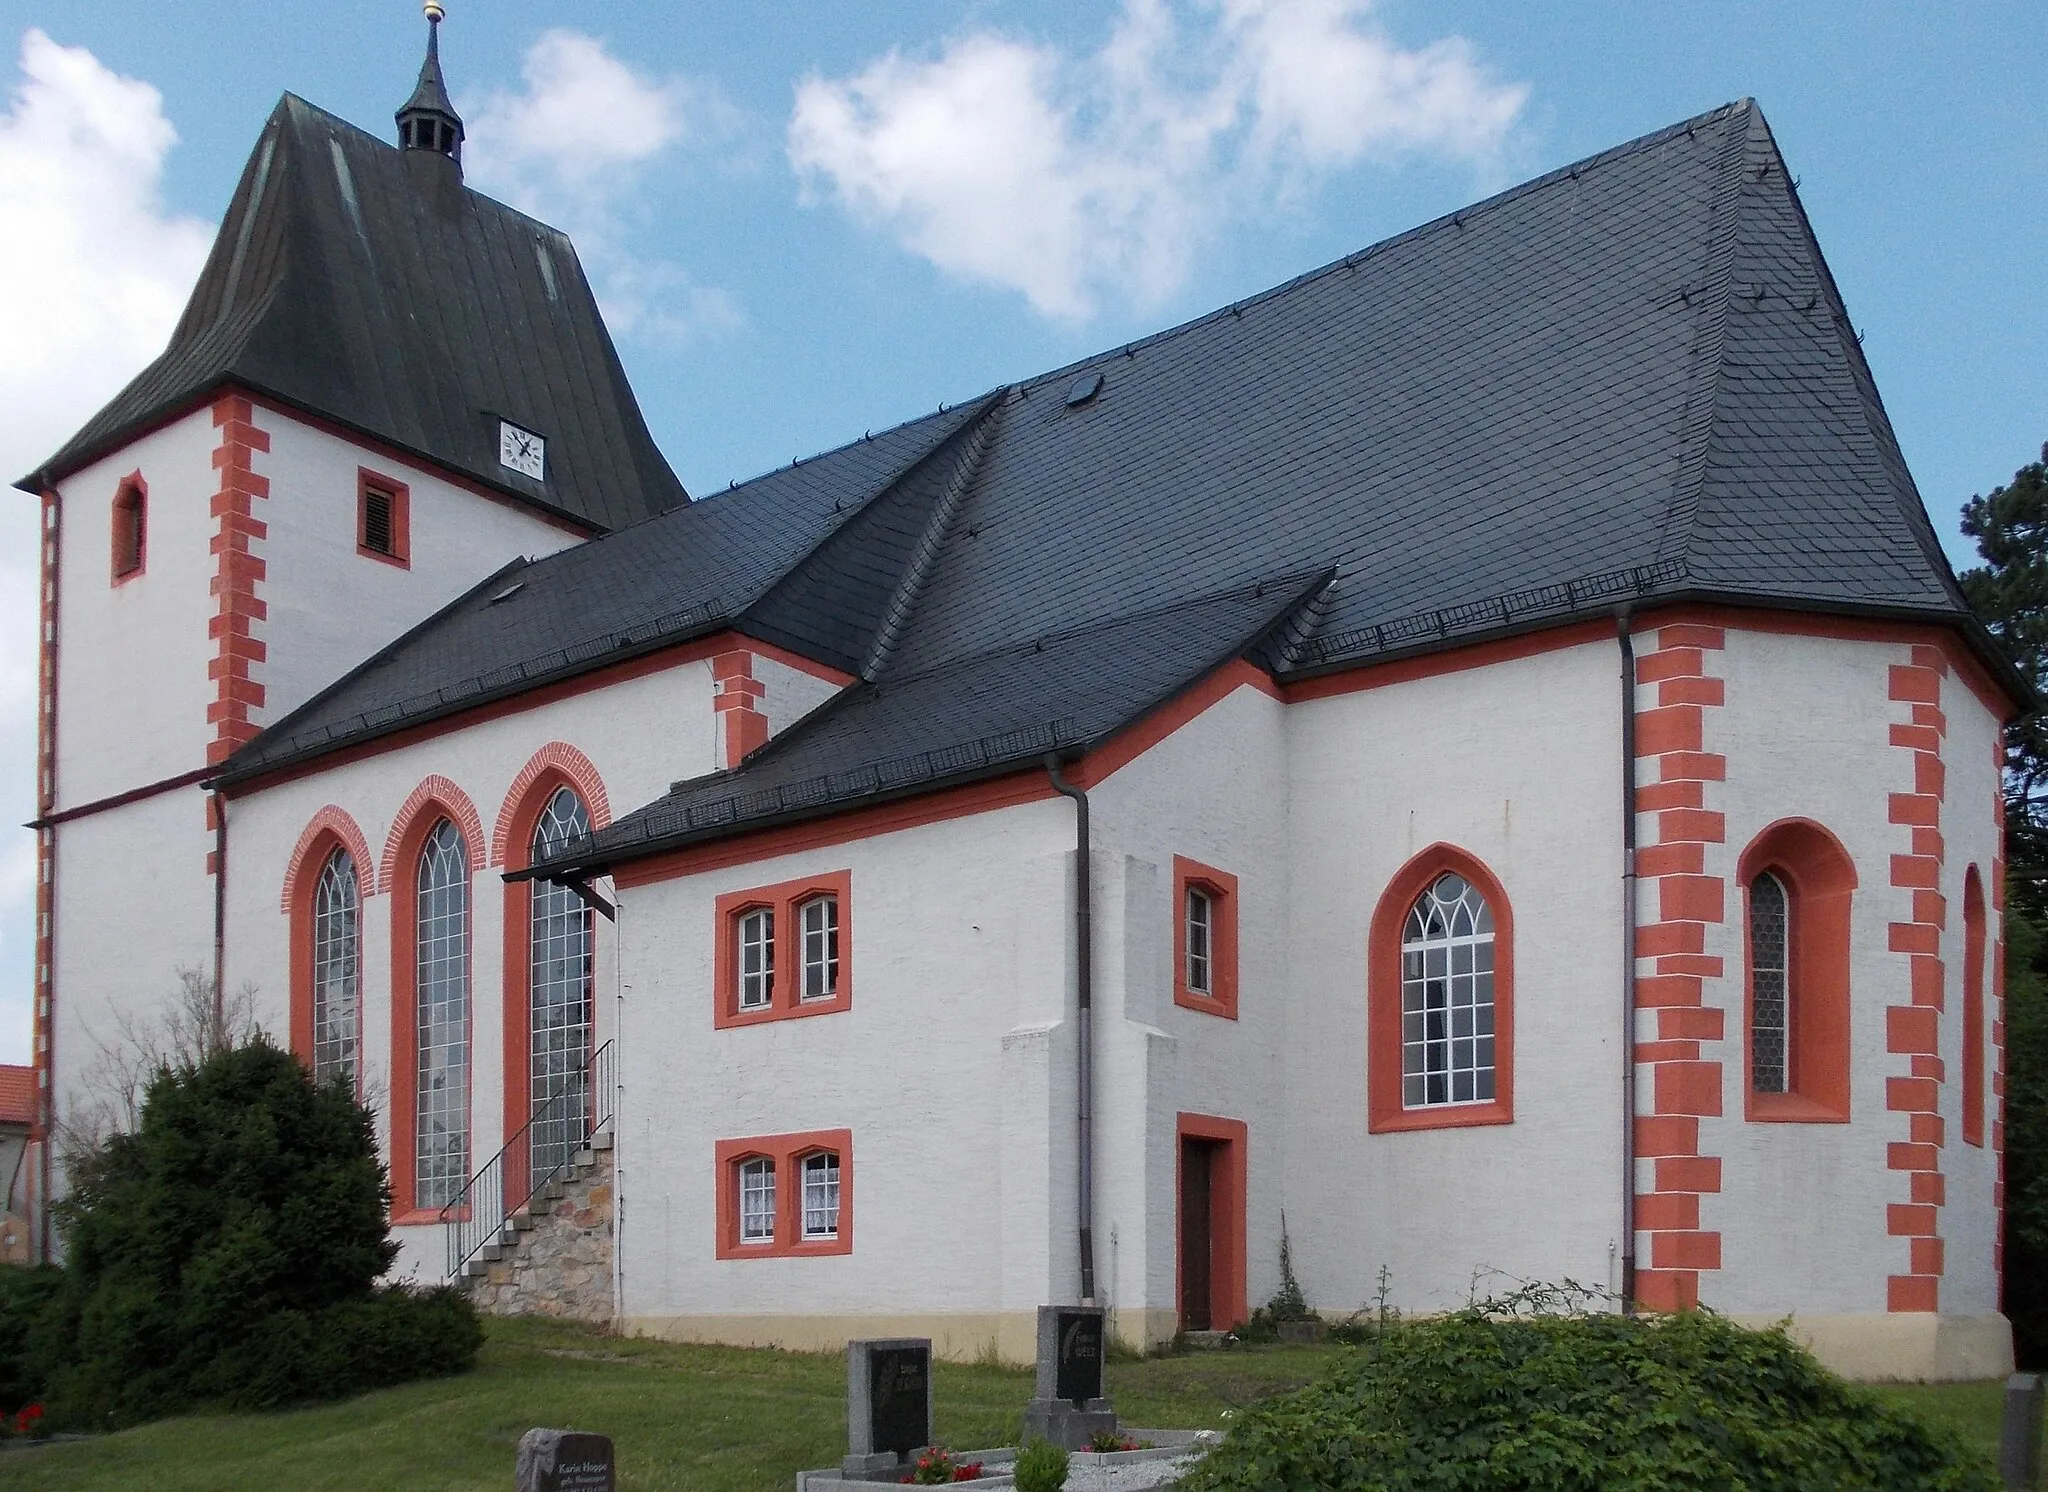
[[1046, 755, 1097, 1304], [1617, 610, 1639, 1312], [212, 791, 229, 1037]]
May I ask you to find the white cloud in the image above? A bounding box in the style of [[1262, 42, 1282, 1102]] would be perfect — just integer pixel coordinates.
[[464, 29, 742, 348], [0, 30, 214, 1066], [788, 0, 1529, 318]]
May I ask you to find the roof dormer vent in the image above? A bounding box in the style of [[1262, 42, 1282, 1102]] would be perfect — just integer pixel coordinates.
[[396, 1, 464, 172]]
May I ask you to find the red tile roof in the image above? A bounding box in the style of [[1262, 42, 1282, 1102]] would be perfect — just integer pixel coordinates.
[[0, 1065, 35, 1127]]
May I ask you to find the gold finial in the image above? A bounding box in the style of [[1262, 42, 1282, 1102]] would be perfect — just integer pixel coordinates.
[[424, 1, 445, 22]]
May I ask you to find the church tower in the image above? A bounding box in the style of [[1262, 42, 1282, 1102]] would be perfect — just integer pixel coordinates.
[[16, 5, 685, 1260]]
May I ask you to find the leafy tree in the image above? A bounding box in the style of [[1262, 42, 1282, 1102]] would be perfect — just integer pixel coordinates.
[[1960, 445, 2048, 896], [23, 1037, 479, 1425], [1958, 442, 2048, 1369], [2001, 914, 2048, 1368]]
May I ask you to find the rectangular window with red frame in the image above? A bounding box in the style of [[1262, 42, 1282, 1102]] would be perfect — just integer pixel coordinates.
[[1173, 856, 1239, 1019], [715, 1129, 853, 1258], [357, 468, 411, 568], [714, 871, 852, 1028]]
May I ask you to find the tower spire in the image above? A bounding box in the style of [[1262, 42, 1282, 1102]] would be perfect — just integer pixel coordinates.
[[397, 1, 464, 170]]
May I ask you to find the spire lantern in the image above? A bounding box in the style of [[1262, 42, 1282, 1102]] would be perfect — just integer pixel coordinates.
[[397, 1, 464, 170]]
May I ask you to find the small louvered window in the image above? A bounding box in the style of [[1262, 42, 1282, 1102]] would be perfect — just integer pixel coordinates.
[[111, 480, 145, 579], [362, 487, 395, 554]]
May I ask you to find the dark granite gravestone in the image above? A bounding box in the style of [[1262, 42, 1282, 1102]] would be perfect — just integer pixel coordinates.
[[843, 1337, 934, 1476], [1022, 1304, 1118, 1450], [515, 1428, 616, 1492], [2002, 1373, 2043, 1489], [1053, 1308, 1105, 1406]]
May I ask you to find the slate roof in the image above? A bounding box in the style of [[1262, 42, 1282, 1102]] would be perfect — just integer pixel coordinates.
[[218, 401, 992, 777], [215, 99, 2007, 872], [18, 94, 686, 530]]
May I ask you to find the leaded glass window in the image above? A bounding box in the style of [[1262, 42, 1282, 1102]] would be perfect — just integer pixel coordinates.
[[1750, 871, 1790, 1094], [740, 1156, 775, 1243], [801, 1151, 840, 1239], [310, 848, 359, 1087], [800, 895, 839, 1002], [738, 907, 774, 1009], [529, 787, 593, 1181], [415, 819, 470, 1209], [1400, 872, 1496, 1107], [1185, 886, 1214, 995]]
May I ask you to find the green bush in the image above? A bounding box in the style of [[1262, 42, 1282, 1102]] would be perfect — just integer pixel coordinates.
[[33, 1038, 481, 1425], [1181, 1300, 1997, 1491], [1013, 1438, 1070, 1492], [0, 1266, 62, 1410]]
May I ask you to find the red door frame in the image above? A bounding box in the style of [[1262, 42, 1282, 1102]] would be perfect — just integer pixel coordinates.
[[1175, 1112, 1248, 1330]]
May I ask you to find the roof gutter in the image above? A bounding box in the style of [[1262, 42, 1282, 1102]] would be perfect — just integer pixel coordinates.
[[1046, 753, 1098, 1306], [1280, 587, 2032, 717]]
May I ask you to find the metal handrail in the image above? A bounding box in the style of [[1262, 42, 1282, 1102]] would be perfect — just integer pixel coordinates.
[[441, 1038, 615, 1278]]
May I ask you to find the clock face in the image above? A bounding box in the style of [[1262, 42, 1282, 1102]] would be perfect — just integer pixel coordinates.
[[498, 421, 546, 481]]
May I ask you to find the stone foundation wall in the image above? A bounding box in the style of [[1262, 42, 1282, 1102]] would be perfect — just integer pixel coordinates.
[[464, 1141, 615, 1325]]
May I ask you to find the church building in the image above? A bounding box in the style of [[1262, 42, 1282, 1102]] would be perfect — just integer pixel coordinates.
[[18, 14, 2022, 1380]]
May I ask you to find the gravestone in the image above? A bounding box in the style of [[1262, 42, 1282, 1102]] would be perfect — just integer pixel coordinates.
[[515, 1428, 615, 1492], [844, 1337, 934, 1477], [1022, 1304, 1119, 1450], [2002, 1373, 2043, 1489]]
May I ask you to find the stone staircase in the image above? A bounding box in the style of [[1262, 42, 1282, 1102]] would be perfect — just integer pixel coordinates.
[[455, 1130, 615, 1324]]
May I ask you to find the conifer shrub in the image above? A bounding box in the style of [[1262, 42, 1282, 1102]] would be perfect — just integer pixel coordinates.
[[28, 1037, 481, 1425], [0, 1266, 62, 1413], [1181, 1292, 1997, 1491]]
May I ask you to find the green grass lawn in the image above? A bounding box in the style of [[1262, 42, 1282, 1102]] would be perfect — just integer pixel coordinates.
[[0, 1318, 2023, 1491]]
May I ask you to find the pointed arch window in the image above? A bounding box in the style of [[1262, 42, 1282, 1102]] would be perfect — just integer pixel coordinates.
[[310, 848, 360, 1087], [1368, 845, 1515, 1132], [1747, 871, 1791, 1094], [414, 819, 471, 1209], [528, 787, 594, 1181], [1738, 819, 1856, 1123], [1401, 873, 1498, 1107]]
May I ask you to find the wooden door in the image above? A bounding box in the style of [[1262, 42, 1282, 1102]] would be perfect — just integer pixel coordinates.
[[1180, 1136, 1215, 1331]]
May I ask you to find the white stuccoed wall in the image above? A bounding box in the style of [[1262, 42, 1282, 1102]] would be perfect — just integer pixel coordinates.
[[1282, 639, 1630, 1318], [249, 407, 587, 729], [222, 655, 721, 1282], [49, 412, 220, 808], [614, 793, 1076, 1361], [1936, 665, 2005, 1318], [48, 791, 219, 1136], [753, 650, 845, 738], [1087, 681, 1291, 1345], [1704, 629, 2004, 1321], [41, 397, 603, 1253]]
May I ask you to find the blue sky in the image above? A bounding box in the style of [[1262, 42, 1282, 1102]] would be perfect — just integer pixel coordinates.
[[0, 0, 2043, 1061]]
